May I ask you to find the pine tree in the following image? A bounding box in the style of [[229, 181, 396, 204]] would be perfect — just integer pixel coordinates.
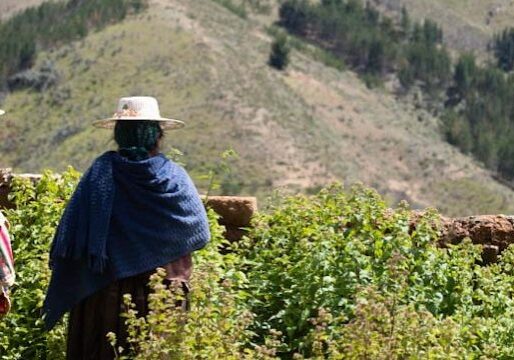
[[493, 28, 514, 72], [321, 0, 343, 6], [268, 33, 291, 71], [278, 0, 309, 36], [366, 38, 385, 75], [454, 54, 476, 96], [400, 6, 410, 35]]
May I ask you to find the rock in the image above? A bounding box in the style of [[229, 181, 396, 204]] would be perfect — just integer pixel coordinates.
[[203, 196, 257, 228], [7, 60, 60, 92], [440, 215, 514, 251]]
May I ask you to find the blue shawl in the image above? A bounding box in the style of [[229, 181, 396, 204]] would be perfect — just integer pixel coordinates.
[[43, 151, 210, 329]]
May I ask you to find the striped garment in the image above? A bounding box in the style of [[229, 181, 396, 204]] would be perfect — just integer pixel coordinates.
[[0, 211, 14, 289]]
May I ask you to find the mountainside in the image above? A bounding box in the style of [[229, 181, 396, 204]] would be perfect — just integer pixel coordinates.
[[376, 0, 514, 54], [2, 0, 514, 216]]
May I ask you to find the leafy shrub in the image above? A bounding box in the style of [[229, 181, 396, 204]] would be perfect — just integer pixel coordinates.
[[0, 169, 80, 359], [6, 173, 514, 358], [307, 288, 471, 359], [238, 184, 514, 357], [108, 209, 256, 359]]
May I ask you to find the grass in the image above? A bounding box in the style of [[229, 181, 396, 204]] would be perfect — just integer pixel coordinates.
[[432, 178, 514, 216], [211, 0, 247, 18], [3, 17, 219, 168]]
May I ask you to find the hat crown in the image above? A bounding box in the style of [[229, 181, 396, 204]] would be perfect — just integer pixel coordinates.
[[93, 96, 184, 129], [114, 96, 161, 119]]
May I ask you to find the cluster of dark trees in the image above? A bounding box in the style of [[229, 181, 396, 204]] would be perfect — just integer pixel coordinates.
[[493, 28, 514, 72], [279, 0, 514, 181], [444, 54, 514, 178], [0, 0, 147, 89], [279, 0, 451, 92]]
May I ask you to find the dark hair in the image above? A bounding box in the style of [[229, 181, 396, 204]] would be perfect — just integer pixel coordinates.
[[114, 120, 163, 161]]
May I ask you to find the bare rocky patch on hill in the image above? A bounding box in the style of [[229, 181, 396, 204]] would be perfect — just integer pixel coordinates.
[[0, 0, 46, 20]]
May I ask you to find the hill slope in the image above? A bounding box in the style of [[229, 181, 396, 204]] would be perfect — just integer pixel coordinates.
[[376, 0, 514, 54], [2, 0, 514, 216]]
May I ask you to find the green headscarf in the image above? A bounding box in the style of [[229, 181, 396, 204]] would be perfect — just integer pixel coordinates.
[[114, 120, 163, 161]]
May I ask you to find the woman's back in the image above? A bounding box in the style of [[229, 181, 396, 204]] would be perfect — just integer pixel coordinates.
[[43, 97, 210, 359]]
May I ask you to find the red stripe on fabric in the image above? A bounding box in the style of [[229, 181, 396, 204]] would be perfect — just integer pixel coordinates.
[[0, 227, 13, 263]]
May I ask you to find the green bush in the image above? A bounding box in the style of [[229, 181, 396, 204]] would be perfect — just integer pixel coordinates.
[[109, 209, 256, 359], [0, 169, 80, 359], [5, 174, 514, 358], [268, 34, 291, 71], [238, 184, 514, 357]]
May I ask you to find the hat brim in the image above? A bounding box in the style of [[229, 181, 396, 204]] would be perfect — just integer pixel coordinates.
[[92, 117, 185, 130]]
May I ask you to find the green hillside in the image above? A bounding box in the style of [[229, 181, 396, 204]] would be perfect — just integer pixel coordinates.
[[2, 0, 514, 216]]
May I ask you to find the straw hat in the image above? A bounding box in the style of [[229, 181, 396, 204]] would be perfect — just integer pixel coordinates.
[[93, 96, 184, 130]]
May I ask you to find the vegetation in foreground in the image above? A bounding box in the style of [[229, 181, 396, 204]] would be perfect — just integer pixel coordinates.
[[3, 169, 514, 358]]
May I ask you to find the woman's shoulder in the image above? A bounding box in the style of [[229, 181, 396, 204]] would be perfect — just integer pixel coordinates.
[[83, 152, 116, 172], [158, 154, 186, 175], [160, 157, 197, 189]]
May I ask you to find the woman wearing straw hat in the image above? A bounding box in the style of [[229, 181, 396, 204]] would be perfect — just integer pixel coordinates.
[[43, 97, 210, 359], [0, 109, 15, 319]]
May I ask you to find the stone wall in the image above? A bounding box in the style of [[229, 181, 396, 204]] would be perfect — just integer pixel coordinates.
[[439, 215, 514, 263], [204, 196, 257, 242]]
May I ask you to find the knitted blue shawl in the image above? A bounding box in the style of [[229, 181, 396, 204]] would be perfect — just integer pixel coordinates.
[[43, 151, 210, 329]]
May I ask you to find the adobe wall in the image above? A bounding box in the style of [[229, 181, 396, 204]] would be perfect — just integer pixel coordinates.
[[438, 215, 514, 263], [2, 168, 514, 261]]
